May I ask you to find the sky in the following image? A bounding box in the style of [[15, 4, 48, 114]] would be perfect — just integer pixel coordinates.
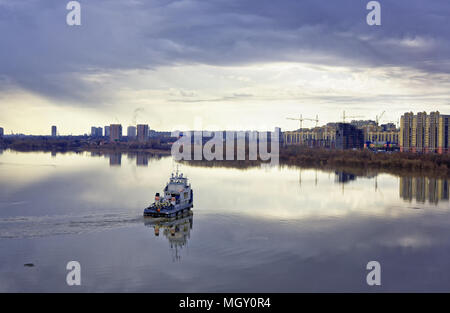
[[0, 0, 449, 135]]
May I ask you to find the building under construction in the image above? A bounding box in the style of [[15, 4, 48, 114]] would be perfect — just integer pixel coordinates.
[[335, 123, 364, 150], [283, 124, 337, 148], [284, 121, 399, 150]]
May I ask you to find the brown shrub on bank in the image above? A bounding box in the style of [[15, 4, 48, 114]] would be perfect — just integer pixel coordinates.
[[279, 146, 450, 176]]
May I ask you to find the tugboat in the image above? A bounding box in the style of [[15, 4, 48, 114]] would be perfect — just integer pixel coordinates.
[[143, 170, 193, 218]]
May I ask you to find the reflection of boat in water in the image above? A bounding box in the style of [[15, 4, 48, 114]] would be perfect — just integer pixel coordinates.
[[143, 170, 193, 217], [144, 212, 194, 261]]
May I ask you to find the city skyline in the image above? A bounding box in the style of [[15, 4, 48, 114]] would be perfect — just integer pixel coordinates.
[[0, 110, 445, 136]]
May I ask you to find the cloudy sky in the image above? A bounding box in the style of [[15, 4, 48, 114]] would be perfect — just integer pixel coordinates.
[[0, 0, 449, 135]]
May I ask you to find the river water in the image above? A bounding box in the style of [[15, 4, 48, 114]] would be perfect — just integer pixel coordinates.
[[0, 149, 449, 292]]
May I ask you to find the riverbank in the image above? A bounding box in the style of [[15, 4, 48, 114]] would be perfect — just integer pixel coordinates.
[[182, 146, 450, 177], [0, 136, 172, 155], [2, 137, 450, 177], [280, 146, 450, 177]]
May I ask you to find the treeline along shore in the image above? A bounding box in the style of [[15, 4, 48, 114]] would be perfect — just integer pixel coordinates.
[[0, 136, 173, 155], [180, 144, 450, 177], [1, 136, 450, 176], [280, 146, 450, 176]]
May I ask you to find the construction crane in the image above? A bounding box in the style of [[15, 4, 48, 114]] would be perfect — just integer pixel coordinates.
[[286, 114, 319, 129], [287, 114, 304, 129], [342, 110, 364, 123], [375, 110, 386, 126], [308, 115, 319, 127]]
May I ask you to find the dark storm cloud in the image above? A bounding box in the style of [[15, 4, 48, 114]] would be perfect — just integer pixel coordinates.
[[0, 0, 449, 103]]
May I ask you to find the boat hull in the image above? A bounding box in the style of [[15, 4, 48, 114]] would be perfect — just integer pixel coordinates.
[[143, 203, 193, 218]]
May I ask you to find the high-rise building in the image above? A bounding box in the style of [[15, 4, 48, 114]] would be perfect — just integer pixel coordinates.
[[284, 125, 337, 148], [104, 126, 110, 137], [137, 124, 149, 142], [335, 123, 364, 150], [110, 124, 122, 142], [51, 125, 57, 137], [400, 111, 450, 153], [91, 127, 103, 137], [0, 127, 3, 138], [127, 126, 137, 139]]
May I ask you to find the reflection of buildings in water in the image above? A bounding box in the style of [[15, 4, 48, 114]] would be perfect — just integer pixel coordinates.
[[144, 213, 193, 262], [334, 171, 356, 195], [126, 153, 136, 161], [334, 171, 356, 184], [400, 176, 449, 204], [109, 153, 122, 166], [297, 169, 376, 189], [297, 169, 319, 189], [126, 152, 149, 167], [136, 153, 149, 167]]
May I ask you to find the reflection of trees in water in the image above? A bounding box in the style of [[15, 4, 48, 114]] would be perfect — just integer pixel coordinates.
[[144, 213, 194, 262], [400, 177, 449, 204]]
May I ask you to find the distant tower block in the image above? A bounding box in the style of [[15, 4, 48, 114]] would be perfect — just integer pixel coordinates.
[[0, 127, 4, 138], [104, 126, 110, 137], [110, 124, 122, 142], [127, 126, 137, 139], [91, 127, 103, 137], [137, 124, 149, 142], [51, 125, 57, 137], [400, 111, 450, 153]]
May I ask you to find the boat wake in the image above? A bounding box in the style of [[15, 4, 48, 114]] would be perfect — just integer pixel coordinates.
[[0, 212, 144, 239]]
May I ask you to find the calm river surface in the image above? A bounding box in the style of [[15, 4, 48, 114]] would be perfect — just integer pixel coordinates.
[[1, 150, 450, 292]]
